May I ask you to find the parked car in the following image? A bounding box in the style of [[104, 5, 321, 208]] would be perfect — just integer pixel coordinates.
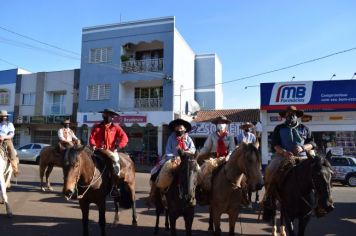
[[17, 143, 50, 163], [329, 155, 356, 187]]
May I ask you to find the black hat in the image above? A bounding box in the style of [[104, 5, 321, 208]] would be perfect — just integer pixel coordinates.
[[211, 116, 232, 125], [98, 108, 119, 117], [62, 119, 71, 125], [239, 122, 254, 129], [168, 118, 192, 132], [279, 105, 304, 118]]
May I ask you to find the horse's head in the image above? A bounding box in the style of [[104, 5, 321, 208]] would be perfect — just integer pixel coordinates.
[[311, 156, 334, 217], [62, 145, 87, 200], [177, 150, 200, 206], [233, 143, 264, 191]]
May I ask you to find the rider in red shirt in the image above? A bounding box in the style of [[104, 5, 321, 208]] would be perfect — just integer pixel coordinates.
[[89, 108, 128, 197]]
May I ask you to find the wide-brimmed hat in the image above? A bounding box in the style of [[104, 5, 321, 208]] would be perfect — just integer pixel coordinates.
[[240, 122, 254, 129], [279, 105, 304, 118], [62, 119, 71, 125], [0, 110, 9, 117], [168, 118, 192, 132], [211, 116, 231, 125], [98, 108, 119, 117]]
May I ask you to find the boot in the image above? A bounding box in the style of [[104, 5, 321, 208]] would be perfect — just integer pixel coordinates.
[[10, 159, 19, 177]]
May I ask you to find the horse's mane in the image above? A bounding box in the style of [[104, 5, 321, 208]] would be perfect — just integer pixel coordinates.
[[230, 143, 260, 164], [65, 145, 93, 166]]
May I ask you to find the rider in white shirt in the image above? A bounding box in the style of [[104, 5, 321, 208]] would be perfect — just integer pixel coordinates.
[[58, 119, 80, 147]]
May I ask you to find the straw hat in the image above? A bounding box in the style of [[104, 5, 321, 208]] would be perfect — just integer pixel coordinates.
[[0, 110, 9, 117]]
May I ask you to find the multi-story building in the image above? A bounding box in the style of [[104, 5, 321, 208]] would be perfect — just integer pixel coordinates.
[[14, 69, 80, 147], [77, 16, 222, 157]]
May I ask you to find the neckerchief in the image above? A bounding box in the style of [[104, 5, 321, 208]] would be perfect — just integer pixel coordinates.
[[217, 131, 228, 157], [176, 134, 188, 151]]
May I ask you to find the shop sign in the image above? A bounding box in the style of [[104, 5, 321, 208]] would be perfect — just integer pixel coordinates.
[[190, 122, 241, 136], [329, 116, 343, 121], [261, 80, 356, 111], [83, 114, 147, 124], [30, 116, 45, 123]]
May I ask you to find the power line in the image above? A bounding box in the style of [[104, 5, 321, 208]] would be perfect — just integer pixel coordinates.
[[0, 26, 80, 56], [0, 57, 31, 71], [183, 46, 356, 91]]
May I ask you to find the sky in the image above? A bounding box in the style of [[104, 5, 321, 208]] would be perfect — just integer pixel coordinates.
[[0, 0, 356, 109]]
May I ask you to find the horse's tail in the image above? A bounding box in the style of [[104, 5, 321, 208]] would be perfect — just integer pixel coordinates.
[[118, 182, 133, 209]]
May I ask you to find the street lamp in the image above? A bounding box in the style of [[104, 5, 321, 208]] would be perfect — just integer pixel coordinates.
[[330, 74, 336, 80]]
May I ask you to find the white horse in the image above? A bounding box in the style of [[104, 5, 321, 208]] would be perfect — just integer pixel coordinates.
[[0, 147, 13, 218]]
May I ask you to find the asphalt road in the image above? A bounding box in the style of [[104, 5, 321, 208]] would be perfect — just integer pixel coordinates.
[[0, 163, 355, 236]]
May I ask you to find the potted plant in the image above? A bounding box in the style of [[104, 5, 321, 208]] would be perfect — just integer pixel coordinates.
[[121, 55, 129, 62]]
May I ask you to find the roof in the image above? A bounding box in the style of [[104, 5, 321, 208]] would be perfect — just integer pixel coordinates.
[[193, 109, 260, 123]]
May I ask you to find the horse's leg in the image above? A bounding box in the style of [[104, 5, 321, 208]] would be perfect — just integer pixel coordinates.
[[208, 206, 214, 231], [184, 207, 194, 236], [212, 209, 222, 236], [128, 182, 138, 225], [280, 209, 286, 236], [255, 190, 259, 202], [284, 214, 295, 236], [79, 200, 90, 236], [271, 212, 277, 236], [45, 164, 54, 191], [112, 197, 119, 226], [154, 206, 161, 235], [165, 209, 170, 231], [39, 159, 46, 191], [297, 215, 310, 236], [228, 211, 238, 236], [1, 175, 12, 218], [98, 201, 107, 236], [169, 212, 178, 236]]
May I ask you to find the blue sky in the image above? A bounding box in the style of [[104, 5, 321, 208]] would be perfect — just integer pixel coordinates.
[[1, 0, 355, 109]]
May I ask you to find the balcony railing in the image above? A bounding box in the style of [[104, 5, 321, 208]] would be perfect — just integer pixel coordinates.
[[119, 98, 163, 111], [45, 102, 66, 115], [121, 58, 163, 73]]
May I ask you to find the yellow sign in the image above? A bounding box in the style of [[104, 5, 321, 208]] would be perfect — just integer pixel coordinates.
[[329, 116, 343, 120]]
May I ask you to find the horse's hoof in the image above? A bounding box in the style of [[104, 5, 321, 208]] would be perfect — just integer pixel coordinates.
[[208, 226, 214, 231], [41, 187, 46, 192], [7, 213, 13, 218], [48, 187, 54, 191], [165, 226, 170, 231], [132, 220, 138, 226]]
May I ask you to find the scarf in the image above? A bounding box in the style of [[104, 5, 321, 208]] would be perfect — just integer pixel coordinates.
[[176, 134, 188, 151], [217, 131, 228, 157], [104, 123, 112, 150], [288, 122, 303, 144]]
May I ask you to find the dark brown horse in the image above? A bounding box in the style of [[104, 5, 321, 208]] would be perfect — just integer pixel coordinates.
[[62, 145, 137, 236], [153, 150, 199, 236], [263, 156, 334, 236], [209, 143, 263, 236], [39, 146, 65, 191]]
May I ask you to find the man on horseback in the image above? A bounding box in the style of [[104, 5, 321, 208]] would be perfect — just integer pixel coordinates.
[[262, 105, 316, 218], [198, 116, 235, 163], [236, 122, 256, 145], [0, 110, 18, 176], [148, 118, 196, 206], [89, 108, 128, 197], [58, 119, 80, 148]]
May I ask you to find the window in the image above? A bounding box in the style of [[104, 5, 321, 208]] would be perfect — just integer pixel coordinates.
[[89, 47, 113, 63], [331, 158, 349, 166], [22, 93, 35, 105], [33, 144, 42, 149], [0, 89, 9, 105], [87, 84, 111, 100], [19, 144, 33, 150], [134, 87, 163, 99]]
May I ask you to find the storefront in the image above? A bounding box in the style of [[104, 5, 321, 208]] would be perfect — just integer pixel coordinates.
[[77, 111, 172, 161], [260, 80, 356, 166]]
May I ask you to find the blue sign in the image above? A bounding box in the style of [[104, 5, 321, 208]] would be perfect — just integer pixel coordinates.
[[261, 80, 356, 111]]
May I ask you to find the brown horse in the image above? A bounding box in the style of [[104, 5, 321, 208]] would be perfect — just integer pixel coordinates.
[[39, 146, 65, 191], [209, 143, 263, 236], [62, 145, 137, 236]]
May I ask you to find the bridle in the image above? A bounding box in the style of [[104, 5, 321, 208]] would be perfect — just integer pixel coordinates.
[[65, 151, 106, 200]]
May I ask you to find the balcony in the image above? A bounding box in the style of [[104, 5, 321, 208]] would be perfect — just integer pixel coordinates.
[[121, 58, 163, 73], [119, 98, 163, 111], [45, 102, 66, 115]]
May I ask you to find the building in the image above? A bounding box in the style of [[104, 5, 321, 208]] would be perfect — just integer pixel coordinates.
[[190, 109, 261, 149], [260, 80, 356, 167], [14, 69, 80, 147], [77, 16, 222, 157]]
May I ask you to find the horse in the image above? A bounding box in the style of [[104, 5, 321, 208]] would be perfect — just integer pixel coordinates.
[[62, 145, 137, 236], [209, 142, 264, 236], [263, 156, 334, 236], [0, 147, 13, 218], [39, 145, 65, 191], [153, 150, 199, 236]]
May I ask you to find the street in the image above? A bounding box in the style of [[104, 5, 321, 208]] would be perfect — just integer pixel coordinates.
[[0, 163, 355, 236]]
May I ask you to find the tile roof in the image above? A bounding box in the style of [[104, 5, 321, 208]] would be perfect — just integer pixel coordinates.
[[192, 109, 260, 123]]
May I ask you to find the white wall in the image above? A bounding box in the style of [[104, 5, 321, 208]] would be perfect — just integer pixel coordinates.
[[19, 73, 37, 116], [173, 30, 195, 115]]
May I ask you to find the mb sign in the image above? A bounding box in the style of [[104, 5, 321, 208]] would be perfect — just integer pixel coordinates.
[[270, 81, 313, 105]]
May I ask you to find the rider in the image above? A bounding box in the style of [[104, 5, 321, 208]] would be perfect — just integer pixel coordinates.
[[89, 108, 128, 197], [0, 110, 18, 176], [58, 119, 80, 148], [147, 118, 196, 206], [262, 105, 316, 219], [198, 116, 235, 163], [236, 122, 256, 145]]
